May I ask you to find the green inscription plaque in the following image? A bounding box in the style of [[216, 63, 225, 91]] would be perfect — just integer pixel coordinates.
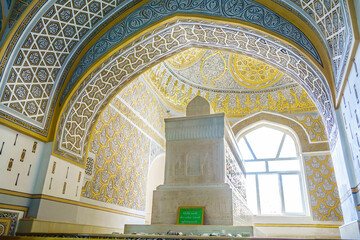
[[177, 207, 204, 225]]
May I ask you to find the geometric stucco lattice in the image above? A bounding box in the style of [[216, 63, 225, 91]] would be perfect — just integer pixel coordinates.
[[285, 0, 354, 99], [1, 0, 333, 139], [81, 76, 167, 209], [1, 0, 122, 130], [304, 155, 343, 221], [118, 78, 167, 138], [225, 143, 252, 224], [55, 20, 336, 164], [82, 105, 150, 211], [65, 0, 324, 101]]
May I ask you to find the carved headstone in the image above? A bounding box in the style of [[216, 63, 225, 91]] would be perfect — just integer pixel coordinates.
[[125, 98, 252, 234], [186, 96, 213, 116], [151, 98, 244, 225]]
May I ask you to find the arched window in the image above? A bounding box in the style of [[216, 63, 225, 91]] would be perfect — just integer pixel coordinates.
[[238, 125, 307, 216]]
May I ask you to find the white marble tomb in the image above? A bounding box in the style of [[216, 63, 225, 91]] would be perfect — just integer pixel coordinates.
[[125, 96, 252, 234]]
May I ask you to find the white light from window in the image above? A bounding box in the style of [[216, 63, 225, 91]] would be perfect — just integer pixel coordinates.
[[238, 125, 306, 216], [268, 160, 300, 172], [258, 174, 282, 215], [282, 174, 303, 213], [238, 137, 253, 160], [246, 127, 283, 159], [279, 135, 297, 158], [245, 161, 266, 172], [246, 174, 258, 215]]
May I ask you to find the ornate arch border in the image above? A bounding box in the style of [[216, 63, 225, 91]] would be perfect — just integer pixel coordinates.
[[0, 0, 334, 141], [53, 18, 336, 166], [232, 111, 329, 153]]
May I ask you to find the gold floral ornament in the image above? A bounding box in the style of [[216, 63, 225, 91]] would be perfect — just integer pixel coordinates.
[[165, 47, 206, 69], [144, 65, 317, 118], [229, 54, 283, 89]]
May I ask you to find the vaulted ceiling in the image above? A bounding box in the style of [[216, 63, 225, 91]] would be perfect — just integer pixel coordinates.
[[143, 47, 317, 117], [0, 0, 357, 165]]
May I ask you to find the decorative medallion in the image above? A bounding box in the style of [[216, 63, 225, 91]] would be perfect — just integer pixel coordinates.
[[229, 54, 282, 89], [144, 64, 317, 118]]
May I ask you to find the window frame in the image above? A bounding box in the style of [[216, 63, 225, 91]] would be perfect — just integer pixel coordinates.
[[237, 123, 309, 216]]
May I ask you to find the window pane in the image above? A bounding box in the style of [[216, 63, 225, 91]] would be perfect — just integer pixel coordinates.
[[258, 174, 282, 214], [268, 160, 300, 172], [246, 127, 283, 159], [282, 174, 304, 213], [246, 174, 258, 214], [239, 126, 306, 217], [245, 162, 266, 172], [279, 135, 297, 158], [238, 137, 254, 160]]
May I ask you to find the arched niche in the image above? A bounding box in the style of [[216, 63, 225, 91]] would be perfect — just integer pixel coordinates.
[[232, 112, 329, 153], [54, 19, 335, 166]]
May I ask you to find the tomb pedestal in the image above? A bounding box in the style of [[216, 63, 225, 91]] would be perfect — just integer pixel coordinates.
[[152, 113, 235, 225], [124, 97, 252, 235]]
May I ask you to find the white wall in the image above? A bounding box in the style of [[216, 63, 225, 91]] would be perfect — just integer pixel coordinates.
[[0, 125, 45, 193], [42, 155, 84, 201]]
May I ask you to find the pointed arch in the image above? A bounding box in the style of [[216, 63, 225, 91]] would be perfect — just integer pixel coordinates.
[[54, 19, 335, 165], [232, 111, 329, 153]]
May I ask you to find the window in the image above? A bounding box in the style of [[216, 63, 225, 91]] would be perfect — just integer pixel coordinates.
[[238, 126, 307, 216]]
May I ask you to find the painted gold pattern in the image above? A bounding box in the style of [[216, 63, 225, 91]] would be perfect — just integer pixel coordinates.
[[51, 161, 56, 174], [111, 99, 165, 148], [295, 115, 328, 142], [230, 54, 282, 89], [82, 107, 150, 210], [7, 158, 13, 171], [82, 77, 166, 210], [0, 1, 346, 146], [62, 182, 66, 194], [144, 65, 317, 118], [305, 155, 343, 221], [32, 141, 37, 153], [55, 19, 336, 164], [0, 218, 12, 236], [232, 112, 329, 152], [118, 78, 167, 140], [20, 149, 26, 162]]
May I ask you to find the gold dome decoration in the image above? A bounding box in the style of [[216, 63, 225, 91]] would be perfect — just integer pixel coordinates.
[[165, 47, 206, 70], [229, 54, 283, 89], [143, 66, 317, 119]]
